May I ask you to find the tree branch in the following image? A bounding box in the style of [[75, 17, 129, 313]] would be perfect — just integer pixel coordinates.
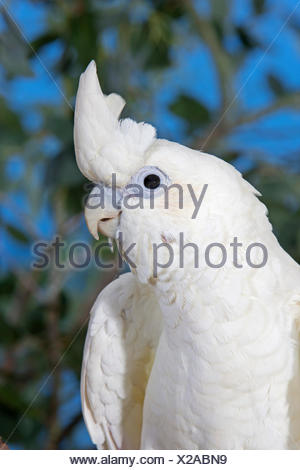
[[235, 93, 300, 127], [45, 298, 62, 450], [192, 92, 300, 150], [184, 0, 233, 110], [52, 412, 82, 448]]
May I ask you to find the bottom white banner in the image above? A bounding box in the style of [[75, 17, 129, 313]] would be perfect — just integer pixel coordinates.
[[0, 450, 299, 469]]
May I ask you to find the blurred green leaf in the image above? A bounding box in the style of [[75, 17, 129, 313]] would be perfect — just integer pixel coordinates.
[[150, 0, 185, 19], [267, 74, 286, 96], [30, 32, 60, 55], [131, 13, 172, 69], [169, 94, 211, 130], [0, 274, 16, 296], [236, 26, 258, 49], [252, 0, 266, 15], [0, 8, 33, 78], [5, 224, 30, 244], [0, 98, 26, 147]]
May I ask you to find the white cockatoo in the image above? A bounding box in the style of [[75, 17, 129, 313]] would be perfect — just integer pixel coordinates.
[[74, 61, 300, 450]]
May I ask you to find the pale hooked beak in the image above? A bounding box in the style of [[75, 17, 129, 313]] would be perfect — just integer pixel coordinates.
[[84, 185, 122, 239]]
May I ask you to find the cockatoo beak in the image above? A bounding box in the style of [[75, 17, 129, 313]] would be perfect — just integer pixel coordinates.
[[84, 204, 121, 239], [84, 185, 122, 240]]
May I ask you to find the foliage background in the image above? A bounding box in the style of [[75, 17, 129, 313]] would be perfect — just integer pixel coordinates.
[[0, 0, 300, 449]]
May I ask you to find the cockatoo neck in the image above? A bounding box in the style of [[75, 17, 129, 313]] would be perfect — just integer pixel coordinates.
[[150, 224, 282, 335]]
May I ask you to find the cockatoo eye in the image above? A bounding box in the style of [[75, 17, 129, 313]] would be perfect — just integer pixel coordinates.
[[143, 173, 161, 189], [124, 166, 171, 199]]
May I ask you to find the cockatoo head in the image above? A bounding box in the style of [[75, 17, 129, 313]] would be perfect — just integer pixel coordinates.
[[74, 61, 268, 282]]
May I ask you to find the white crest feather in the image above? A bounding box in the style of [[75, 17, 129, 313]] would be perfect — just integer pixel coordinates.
[[74, 60, 156, 185]]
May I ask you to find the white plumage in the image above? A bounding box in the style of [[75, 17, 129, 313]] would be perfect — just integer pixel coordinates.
[[74, 60, 156, 186], [74, 61, 300, 449]]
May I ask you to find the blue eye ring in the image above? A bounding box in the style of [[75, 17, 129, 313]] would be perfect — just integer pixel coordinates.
[[124, 166, 171, 199]]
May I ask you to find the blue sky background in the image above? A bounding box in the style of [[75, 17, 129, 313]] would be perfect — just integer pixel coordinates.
[[4, 0, 300, 160]]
